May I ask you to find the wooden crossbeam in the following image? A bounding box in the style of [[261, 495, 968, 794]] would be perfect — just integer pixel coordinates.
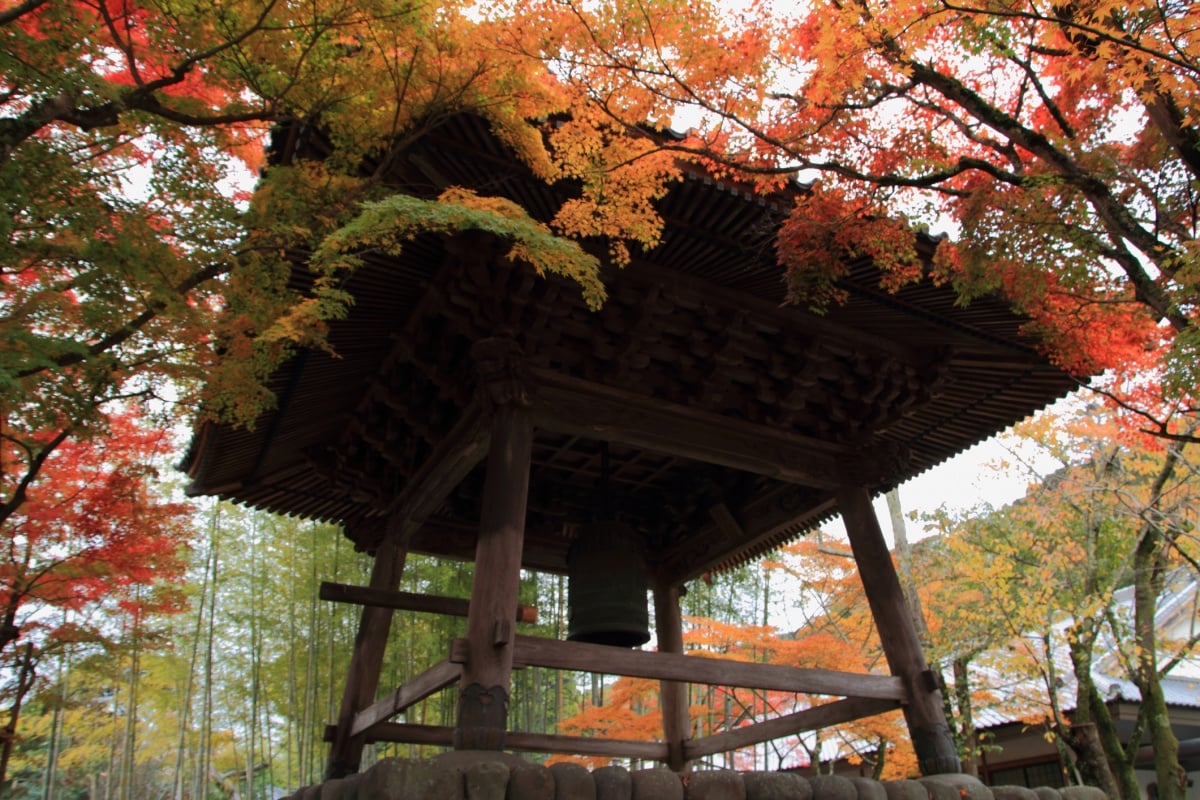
[[451, 635, 906, 701], [527, 368, 845, 489], [359, 722, 670, 761], [350, 660, 461, 737], [320, 582, 537, 623], [683, 696, 901, 760]]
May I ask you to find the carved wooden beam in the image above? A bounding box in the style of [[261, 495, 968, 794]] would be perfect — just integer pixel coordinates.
[[527, 368, 846, 490]]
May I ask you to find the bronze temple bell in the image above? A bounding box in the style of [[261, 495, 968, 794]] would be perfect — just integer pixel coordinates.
[[565, 520, 651, 647]]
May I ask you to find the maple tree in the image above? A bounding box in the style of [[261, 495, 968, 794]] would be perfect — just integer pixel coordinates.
[[0, 410, 190, 655], [553, 552, 918, 778], [923, 404, 1200, 800], [0, 409, 191, 792], [1, 0, 692, 546], [493, 0, 1199, 437]]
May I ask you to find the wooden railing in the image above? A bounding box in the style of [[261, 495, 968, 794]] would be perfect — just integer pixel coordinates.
[[333, 634, 905, 762]]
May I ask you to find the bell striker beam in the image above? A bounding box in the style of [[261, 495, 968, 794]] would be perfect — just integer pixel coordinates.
[[837, 485, 961, 775], [653, 582, 691, 772], [325, 525, 409, 779], [454, 338, 534, 750]]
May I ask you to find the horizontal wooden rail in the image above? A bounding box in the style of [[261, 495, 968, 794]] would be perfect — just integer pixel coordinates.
[[320, 582, 538, 623], [350, 660, 461, 737], [450, 635, 906, 701], [361, 722, 669, 760], [684, 696, 901, 760], [336, 635, 906, 761]]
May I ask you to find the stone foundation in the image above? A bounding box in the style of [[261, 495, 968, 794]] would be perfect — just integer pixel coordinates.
[[283, 754, 1114, 800]]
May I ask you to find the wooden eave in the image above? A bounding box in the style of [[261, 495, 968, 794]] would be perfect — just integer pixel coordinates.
[[182, 113, 1079, 585]]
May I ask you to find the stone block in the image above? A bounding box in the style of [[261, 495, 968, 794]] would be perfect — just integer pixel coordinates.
[[686, 770, 747, 800], [317, 774, 361, 800], [355, 758, 464, 799], [593, 765, 632, 800], [1032, 788, 1063, 800], [913, 778, 958, 800], [744, 771, 811, 800], [550, 762, 596, 800], [509, 763, 555, 800], [882, 780, 928, 800], [918, 774, 991, 800], [992, 786, 1041, 800], [1059, 787, 1108, 800], [435, 751, 530, 772], [432, 751, 525, 800], [631, 768, 683, 800], [809, 775, 857, 800], [465, 761, 512, 800], [850, 777, 889, 800]]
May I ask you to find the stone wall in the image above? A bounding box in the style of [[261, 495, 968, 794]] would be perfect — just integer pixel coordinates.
[[283, 752, 1115, 800]]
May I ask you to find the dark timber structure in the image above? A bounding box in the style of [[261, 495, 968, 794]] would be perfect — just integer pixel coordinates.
[[184, 114, 1078, 780]]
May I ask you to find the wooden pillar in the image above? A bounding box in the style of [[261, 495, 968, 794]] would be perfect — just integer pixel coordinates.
[[654, 582, 691, 772], [454, 338, 534, 750], [837, 485, 961, 775], [325, 525, 408, 779]]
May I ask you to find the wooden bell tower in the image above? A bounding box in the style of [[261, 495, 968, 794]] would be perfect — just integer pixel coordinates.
[[184, 112, 1077, 779]]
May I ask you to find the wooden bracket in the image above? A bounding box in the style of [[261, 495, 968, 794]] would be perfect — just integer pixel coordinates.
[[492, 619, 513, 648]]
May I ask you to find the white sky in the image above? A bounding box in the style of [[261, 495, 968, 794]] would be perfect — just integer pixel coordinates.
[[825, 392, 1078, 547]]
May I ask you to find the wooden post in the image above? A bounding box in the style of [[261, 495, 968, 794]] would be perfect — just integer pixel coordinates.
[[654, 582, 691, 772], [454, 338, 534, 750], [323, 397, 491, 776], [325, 525, 408, 779], [837, 485, 961, 775]]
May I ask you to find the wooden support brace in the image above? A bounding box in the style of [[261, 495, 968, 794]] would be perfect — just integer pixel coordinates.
[[320, 582, 537, 623], [655, 583, 690, 772], [350, 660, 461, 737], [838, 485, 960, 775], [324, 399, 491, 780], [358, 722, 670, 761], [683, 696, 901, 760], [324, 533, 408, 780]]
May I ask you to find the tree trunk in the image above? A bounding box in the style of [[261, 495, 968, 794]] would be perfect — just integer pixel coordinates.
[[886, 488, 931, 643], [1131, 437, 1189, 800], [43, 641, 69, 800], [1063, 629, 1136, 800], [951, 656, 980, 777], [0, 644, 37, 798]]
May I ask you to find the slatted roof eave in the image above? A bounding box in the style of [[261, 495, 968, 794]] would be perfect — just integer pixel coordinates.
[[183, 112, 1083, 576]]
